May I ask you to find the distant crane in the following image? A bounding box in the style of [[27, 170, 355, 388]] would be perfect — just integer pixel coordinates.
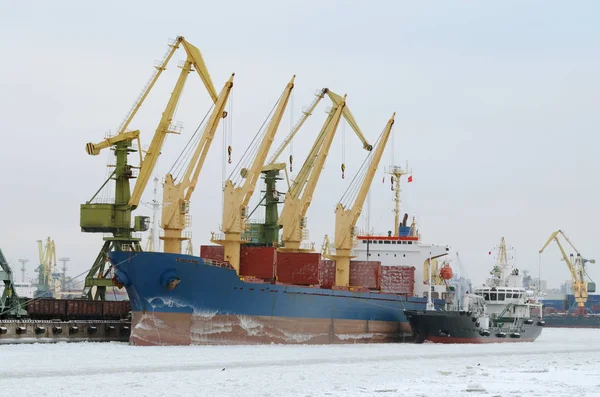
[[539, 230, 596, 314], [35, 237, 56, 298], [328, 113, 395, 286]]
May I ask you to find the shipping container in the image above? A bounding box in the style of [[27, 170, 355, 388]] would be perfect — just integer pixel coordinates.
[[319, 259, 336, 288], [200, 245, 225, 262], [276, 252, 320, 285], [379, 266, 415, 295], [350, 261, 381, 289], [239, 246, 277, 278]]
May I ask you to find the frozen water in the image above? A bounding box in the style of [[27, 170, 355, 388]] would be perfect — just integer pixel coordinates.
[[0, 328, 599, 396]]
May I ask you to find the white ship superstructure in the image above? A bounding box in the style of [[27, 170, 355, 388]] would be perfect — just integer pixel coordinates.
[[350, 165, 450, 299]]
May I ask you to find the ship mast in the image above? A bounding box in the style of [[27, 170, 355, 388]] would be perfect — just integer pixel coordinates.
[[385, 162, 411, 236], [143, 175, 165, 252]]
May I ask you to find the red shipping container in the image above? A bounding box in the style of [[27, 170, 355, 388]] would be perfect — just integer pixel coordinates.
[[379, 266, 415, 295], [200, 245, 225, 262], [350, 261, 381, 289], [276, 252, 320, 285], [239, 246, 277, 278], [319, 259, 336, 288]]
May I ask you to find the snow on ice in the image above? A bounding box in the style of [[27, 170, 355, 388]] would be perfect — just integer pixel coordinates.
[[0, 328, 599, 396]]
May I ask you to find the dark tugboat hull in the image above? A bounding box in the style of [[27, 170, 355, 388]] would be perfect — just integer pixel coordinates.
[[405, 310, 543, 344]]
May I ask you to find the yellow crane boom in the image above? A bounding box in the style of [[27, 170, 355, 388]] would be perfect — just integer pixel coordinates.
[[117, 37, 184, 136], [161, 74, 235, 254], [129, 39, 218, 208], [267, 88, 372, 168], [212, 76, 296, 271], [278, 95, 347, 251], [84, 36, 218, 210], [539, 230, 595, 310], [330, 113, 396, 286]]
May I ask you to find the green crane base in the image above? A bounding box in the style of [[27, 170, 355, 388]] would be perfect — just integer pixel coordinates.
[[82, 237, 141, 301]]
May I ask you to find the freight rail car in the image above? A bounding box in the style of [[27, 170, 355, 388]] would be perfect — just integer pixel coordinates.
[[25, 298, 130, 321]]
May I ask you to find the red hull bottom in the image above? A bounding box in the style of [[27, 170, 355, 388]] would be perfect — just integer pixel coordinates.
[[425, 336, 535, 344], [129, 311, 413, 346]]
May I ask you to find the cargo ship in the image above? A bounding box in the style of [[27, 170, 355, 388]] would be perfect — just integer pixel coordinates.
[[406, 237, 545, 343], [111, 168, 453, 346], [111, 222, 450, 346], [536, 293, 600, 328]]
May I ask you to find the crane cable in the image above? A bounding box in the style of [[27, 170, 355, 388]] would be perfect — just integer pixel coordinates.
[[167, 104, 214, 181], [228, 88, 283, 185], [338, 125, 386, 208], [289, 90, 294, 172], [341, 118, 346, 179]]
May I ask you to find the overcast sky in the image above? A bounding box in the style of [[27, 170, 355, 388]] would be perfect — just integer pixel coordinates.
[[1, 0, 598, 290]]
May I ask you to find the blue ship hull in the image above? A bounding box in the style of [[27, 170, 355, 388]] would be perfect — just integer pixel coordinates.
[[110, 251, 444, 345]]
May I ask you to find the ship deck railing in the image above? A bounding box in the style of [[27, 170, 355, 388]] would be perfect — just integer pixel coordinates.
[[201, 258, 234, 271]]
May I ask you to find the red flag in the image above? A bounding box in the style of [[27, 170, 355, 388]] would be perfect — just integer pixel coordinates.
[[407, 175, 413, 183]]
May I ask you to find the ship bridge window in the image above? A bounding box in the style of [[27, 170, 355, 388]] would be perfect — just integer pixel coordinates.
[[384, 241, 391, 244], [484, 292, 490, 300], [362, 240, 368, 243], [498, 293, 505, 301], [490, 293, 497, 301], [408, 241, 413, 245], [378, 241, 383, 244], [392, 241, 397, 244]]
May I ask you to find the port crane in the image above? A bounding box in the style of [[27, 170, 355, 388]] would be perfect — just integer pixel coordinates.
[[81, 36, 218, 300], [0, 248, 27, 318], [277, 95, 347, 251], [161, 74, 235, 254], [539, 230, 596, 314], [328, 113, 395, 286], [250, 88, 372, 246], [34, 237, 56, 298], [211, 76, 296, 272]]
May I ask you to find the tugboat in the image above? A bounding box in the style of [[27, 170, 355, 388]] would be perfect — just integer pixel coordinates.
[[405, 237, 545, 343]]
